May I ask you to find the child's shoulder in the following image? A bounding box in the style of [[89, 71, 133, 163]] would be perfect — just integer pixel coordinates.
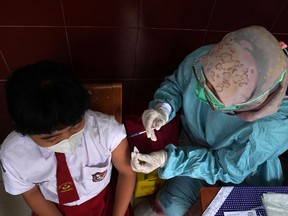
[[85, 109, 120, 126], [0, 131, 31, 157]]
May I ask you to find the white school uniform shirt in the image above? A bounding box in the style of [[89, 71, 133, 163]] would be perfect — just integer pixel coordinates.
[[0, 109, 126, 206]]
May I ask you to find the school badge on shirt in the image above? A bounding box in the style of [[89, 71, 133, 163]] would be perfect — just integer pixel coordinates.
[[92, 170, 107, 182], [59, 182, 75, 193]]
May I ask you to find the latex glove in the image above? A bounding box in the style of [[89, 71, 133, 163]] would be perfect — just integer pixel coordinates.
[[131, 147, 168, 174], [142, 108, 168, 141]]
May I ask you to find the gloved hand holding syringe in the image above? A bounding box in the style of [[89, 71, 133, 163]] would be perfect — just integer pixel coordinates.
[[128, 107, 169, 141], [129, 106, 169, 173]]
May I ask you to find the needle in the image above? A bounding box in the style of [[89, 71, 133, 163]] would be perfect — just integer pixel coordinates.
[[127, 130, 147, 138]]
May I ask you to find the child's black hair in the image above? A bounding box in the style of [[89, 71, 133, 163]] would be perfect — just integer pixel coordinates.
[[5, 60, 90, 135]]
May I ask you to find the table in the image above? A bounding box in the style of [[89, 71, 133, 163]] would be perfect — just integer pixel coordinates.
[[184, 187, 220, 216], [186, 185, 288, 215]]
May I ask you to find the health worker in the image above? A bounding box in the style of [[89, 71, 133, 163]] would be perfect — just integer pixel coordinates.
[[131, 25, 288, 216]]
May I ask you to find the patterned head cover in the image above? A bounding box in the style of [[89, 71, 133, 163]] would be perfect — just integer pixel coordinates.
[[199, 26, 288, 121]]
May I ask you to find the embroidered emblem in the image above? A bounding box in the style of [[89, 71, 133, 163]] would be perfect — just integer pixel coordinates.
[[59, 182, 75, 193], [92, 170, 107, 182]]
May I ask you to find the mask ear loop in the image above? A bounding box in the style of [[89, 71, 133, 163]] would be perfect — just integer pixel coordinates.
[[279, 41, 288, 57], [283, 48, 288, 57]]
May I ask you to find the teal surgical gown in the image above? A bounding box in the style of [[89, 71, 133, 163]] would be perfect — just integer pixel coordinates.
[[149, 45, 288, 215]]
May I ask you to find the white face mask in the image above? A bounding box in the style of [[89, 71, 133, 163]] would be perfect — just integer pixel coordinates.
[[47, 129, 84, 154]]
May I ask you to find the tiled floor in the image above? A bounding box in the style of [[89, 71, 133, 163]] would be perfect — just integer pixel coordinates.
[[0, 174, 31, 216]]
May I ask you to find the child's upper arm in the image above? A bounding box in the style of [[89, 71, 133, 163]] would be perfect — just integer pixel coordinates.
[[111, 138, 132, 174], [1, 158, 35, 195]]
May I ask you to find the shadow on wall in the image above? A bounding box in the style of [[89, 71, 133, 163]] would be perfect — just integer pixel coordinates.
[[0, 173, 31, 216]]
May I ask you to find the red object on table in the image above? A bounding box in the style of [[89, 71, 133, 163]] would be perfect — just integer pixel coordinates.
[[185, 187, 220, 216]]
